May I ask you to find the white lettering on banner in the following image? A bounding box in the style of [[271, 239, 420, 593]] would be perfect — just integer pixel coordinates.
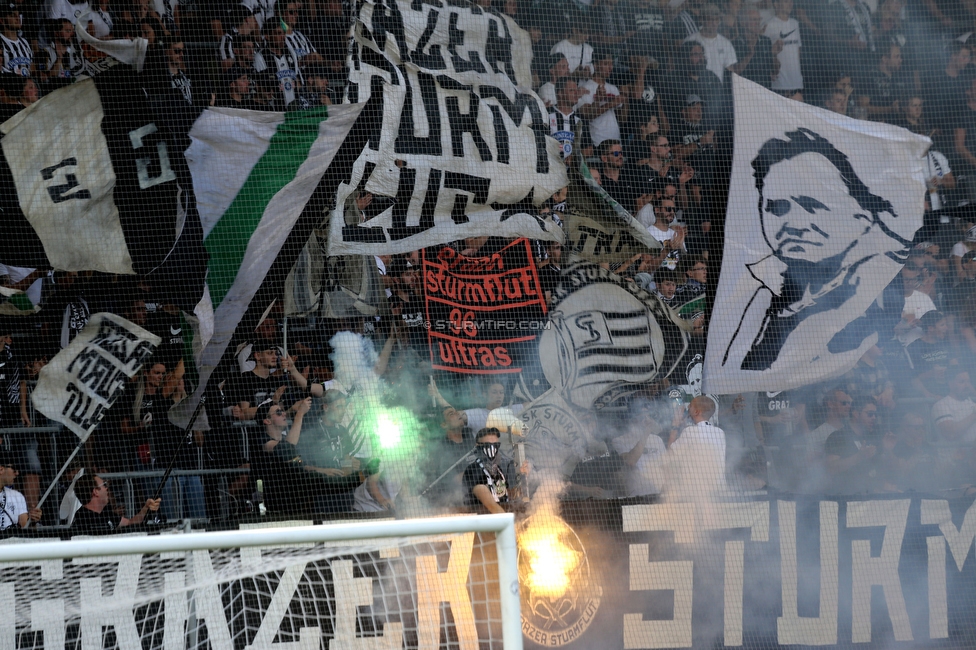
[[128, 123, 176, 190], [921, 499, 976, 570], [920, 499, 976, 640], [0, 583, 13, 650], [73, 554, 143, 650], [32, 313, 161, 440], [1, 557, 65, 650], [246, 563, 320, 650], [29, 557, 65, 650], [331, 0, 567, 256], [777, 501, 839, 646], [330, 560, 403, 650], [846, 500, 913, 642], [163, 572, 188, 650], [622, 502, 770, 648], [701, 502, 770, 646], [7, 500, 976, 648], [622, 503, 697, 648], [189, 550, 234, 650], [416, 533, 479, 650], [927, 536, 948, 639]]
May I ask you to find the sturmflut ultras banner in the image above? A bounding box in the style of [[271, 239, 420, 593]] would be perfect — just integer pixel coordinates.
[[328, 0, 567, 255], [31, 313, 160, 439], [423, 239, 547, 374], [704, 75, 931, 395]]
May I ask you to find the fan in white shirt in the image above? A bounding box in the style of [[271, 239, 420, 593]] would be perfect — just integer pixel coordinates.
[[763, 0, 803, 90], [666, 396, 728, 500], [577, 51, 625, 146], [683, 4, 737, 82], [550, 23, 593, 76], [0, 456, 41, 529]]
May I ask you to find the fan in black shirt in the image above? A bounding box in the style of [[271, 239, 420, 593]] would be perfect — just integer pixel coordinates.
[[251, 397, 314, 514], [70, 473, 160, 536]]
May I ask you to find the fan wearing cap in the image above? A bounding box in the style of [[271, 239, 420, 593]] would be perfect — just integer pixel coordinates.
[[228, 341, 319, 422], [389, 260, 427, 353], [0, 3, 32, 77], [250, 397, 314, 514], [0, 454, 41, 529], [217, 65, 255, 109], [951, 225, 976, 282], [672, 94, 715, 164]]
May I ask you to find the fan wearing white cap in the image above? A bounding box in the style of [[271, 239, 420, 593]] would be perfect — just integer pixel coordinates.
[[951, 225, 976, 281], [0, 453, 41, 530]]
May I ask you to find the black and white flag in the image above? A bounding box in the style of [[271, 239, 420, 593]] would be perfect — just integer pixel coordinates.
[[329, 0, 566, 255], [704, 76, 930, 394], [0, 66, 207, 311], [32, 313, 160, 440]]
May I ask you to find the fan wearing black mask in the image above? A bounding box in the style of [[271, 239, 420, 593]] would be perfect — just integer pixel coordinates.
[[463, 428, 513, 514]]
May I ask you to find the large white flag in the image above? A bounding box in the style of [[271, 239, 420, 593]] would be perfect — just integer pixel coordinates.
[[32, 313, 160, 439], [703, 76, 930, 394], [328, 0, 566, 255]]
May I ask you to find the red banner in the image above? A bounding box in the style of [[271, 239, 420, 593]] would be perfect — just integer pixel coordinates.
[[423, 239, 547, 374]]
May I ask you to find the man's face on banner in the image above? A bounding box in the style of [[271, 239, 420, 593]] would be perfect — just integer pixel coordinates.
[[760, 153, 869, 265]]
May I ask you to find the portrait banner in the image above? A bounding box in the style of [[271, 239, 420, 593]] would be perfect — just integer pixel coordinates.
[[32, 313, 161, 439], [423, 238, 547, 374], [704, 75, 931, 395], [328, 0, 566, 256]]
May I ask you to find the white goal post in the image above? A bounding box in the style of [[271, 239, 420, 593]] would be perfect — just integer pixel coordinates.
[[0, 513, 522, 650]]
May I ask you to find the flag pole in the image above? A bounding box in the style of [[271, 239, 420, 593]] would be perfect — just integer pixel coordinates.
[[36, 436, 88, 510], [147, 396, 207, 513]]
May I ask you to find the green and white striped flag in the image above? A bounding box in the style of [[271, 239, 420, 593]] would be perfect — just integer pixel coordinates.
[[170, 103, 367, 428]]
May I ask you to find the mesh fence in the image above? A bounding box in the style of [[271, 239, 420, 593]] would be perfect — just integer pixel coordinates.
[[1, 0, 976, 646]]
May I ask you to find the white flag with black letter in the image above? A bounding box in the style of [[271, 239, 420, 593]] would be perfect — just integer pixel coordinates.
[[32, 313, 160, 440], [704, 75, 930, 394], [329, 0, 566, 255]]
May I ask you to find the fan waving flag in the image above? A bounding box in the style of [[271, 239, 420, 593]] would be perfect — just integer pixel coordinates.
[[169, 103, 371, 428], [703, 75, 931, 394], [0, 66, 207, 311]]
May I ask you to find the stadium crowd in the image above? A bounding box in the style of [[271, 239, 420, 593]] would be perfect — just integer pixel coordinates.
[[5, 0, 976, 531]]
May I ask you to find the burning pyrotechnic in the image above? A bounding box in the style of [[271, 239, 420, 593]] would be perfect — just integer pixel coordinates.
[[518, 513, 582, 599]]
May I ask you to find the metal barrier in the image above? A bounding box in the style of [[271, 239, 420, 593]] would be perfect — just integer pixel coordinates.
[[100, 468, 251, 522]]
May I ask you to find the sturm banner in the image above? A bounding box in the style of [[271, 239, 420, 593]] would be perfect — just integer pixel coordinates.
[[704, 75, 930, 395], [328, 0, 566, 256], [5, 497, 976, 649], [423, 239, 547, 375], [31, 313, 160, 440]]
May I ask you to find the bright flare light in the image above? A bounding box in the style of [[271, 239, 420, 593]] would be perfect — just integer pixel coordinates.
[[519, 514, 582, 599], [376, 411, 403, 449]]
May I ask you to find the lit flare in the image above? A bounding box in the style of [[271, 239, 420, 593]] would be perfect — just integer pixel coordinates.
[[519, 515, 582, 599]]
